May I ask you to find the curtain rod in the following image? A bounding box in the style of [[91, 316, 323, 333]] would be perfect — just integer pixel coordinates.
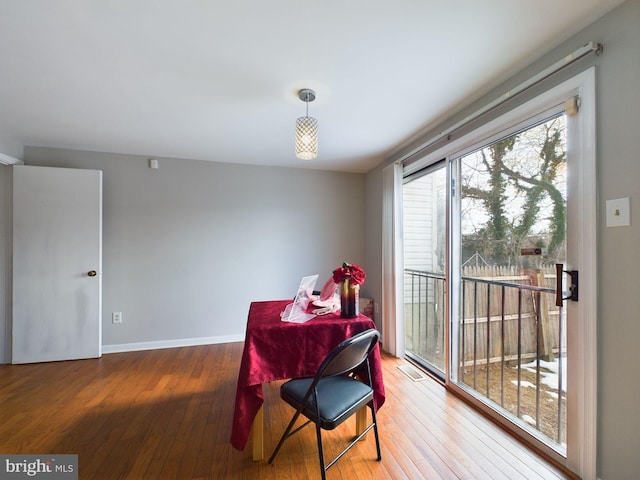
[[396, 41, 602, 165]]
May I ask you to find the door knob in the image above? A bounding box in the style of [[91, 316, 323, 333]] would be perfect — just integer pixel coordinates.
[[88, 270, 97, 277]]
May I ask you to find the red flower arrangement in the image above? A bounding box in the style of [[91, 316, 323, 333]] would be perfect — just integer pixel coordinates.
[[332, 262, 366, 286]]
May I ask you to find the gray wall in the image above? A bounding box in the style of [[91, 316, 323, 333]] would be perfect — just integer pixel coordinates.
[[364, 167, 383, 332], [0, 137, 23, 161], [14, 148, 368, 349], [590, 3, 640, 476], [365, 1, 640, 478]]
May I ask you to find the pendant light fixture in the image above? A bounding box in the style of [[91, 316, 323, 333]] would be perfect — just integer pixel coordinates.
[[295, 88, 318, 160]]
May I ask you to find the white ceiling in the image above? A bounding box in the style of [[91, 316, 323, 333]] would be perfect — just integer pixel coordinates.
[[0, 1, 624, 172]]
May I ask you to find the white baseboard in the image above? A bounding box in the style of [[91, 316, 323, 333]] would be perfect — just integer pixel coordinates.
[[101, 334, 245, 354]]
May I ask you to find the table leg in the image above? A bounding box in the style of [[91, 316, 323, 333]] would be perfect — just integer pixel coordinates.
[[355, 407, 367, 440], [251, 405, 264, 461]]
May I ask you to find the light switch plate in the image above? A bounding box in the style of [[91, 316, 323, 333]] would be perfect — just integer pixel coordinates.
[[606, 197, 630, 227]]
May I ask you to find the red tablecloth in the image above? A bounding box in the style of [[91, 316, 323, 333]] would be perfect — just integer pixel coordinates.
[[230, 299, 385, 451]]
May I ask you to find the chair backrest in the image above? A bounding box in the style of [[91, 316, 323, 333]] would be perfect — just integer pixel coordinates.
[[316, 329, 380, 379]]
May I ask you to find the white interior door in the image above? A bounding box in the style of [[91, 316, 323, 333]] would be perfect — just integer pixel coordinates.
[[12, 165, 102, 364]]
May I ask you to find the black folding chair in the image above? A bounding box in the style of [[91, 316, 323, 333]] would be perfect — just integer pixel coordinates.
[[268, 329, 382, 479]]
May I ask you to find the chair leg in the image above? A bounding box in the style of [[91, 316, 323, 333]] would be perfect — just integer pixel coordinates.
[[268, 410, 302, 465], [370, 402, 382, 461], [315, 424, 327, 480]]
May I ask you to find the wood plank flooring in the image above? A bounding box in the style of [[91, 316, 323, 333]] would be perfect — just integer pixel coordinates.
[[0, 343, 573, 479]]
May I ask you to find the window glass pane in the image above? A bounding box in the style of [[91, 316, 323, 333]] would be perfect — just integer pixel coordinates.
[[455, 113, 567, 451], [403, 164, 446, 376]]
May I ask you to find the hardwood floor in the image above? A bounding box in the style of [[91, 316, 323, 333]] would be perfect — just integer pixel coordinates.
[[0, 343, 573, 479]]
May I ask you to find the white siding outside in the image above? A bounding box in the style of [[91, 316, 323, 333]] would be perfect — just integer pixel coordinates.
[[402, 174, 442, 303]]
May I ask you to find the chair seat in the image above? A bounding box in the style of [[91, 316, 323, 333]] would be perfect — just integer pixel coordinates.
[[281, 376, 373, 430]]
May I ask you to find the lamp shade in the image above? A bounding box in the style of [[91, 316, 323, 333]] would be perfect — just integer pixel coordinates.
[[295, 116, 318, 160]]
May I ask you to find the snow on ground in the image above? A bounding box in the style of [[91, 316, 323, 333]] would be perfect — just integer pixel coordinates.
[[520, 357, 566, 393], [511, 380, 536, 389]]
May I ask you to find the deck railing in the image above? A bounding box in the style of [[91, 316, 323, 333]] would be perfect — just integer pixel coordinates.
[[404, 267, 566, 447], [403, 269, 446, 372]]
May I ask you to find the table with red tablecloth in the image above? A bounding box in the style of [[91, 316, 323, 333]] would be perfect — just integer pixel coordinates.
[[230, 299, 385, 459]]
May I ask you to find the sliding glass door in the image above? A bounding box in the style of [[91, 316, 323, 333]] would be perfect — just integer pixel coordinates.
[[398, 70, 597, 476], [402, 163, 446, 378], [450, 113, 568, 451]]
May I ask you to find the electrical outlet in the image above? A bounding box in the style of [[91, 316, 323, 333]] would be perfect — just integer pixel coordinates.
[[112, 312, 123, 324]]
